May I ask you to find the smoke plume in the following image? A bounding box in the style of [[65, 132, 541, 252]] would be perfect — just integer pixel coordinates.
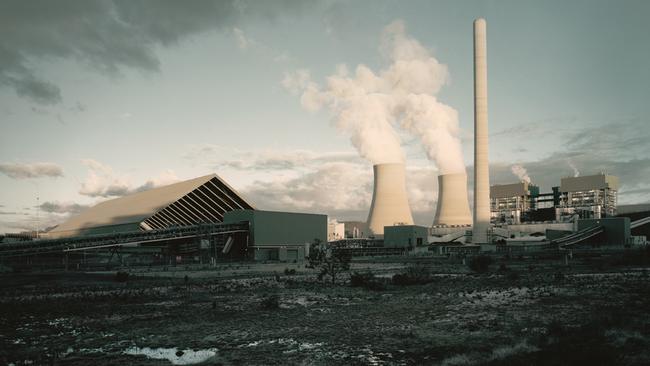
[[511, 164, 531, 183], [567, 159, 580, 177], [283, 20, 466, 173]]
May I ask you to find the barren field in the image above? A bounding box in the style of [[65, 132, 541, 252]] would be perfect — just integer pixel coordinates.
[[1, 258, 649, 365]]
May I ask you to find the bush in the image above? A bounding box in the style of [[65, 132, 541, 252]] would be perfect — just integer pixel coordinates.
[[260, 295, 280, 310], [350, 271, 386, 291], [392, 264, 432, 286], [467, 255, 492, 273], [284, 268, 296, 275], [506, 270, 520, 281], [115, 271, 129, 282]]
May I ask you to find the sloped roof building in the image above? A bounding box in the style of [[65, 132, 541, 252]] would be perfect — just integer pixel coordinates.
[[49, 174, 254, 238]]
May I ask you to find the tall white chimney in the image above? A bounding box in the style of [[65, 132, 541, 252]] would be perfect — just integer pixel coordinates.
[[367, 163, 414, 236], [473, 18, 490, 243], [433, 173, 472, 226]]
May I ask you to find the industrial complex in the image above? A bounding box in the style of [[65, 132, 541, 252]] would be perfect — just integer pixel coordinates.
[[1, 18, 649, 268]]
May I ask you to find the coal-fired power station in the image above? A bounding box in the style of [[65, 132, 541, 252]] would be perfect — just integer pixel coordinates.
[[472, 18, 491, 243], [433, 173, 472, 226], [367, 163, 414, 236]]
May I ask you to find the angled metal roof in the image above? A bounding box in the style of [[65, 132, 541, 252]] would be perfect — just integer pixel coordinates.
[[49, 174, 254, 237]]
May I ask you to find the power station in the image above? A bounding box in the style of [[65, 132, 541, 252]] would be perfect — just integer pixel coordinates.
[[2, 18, 649, 266]]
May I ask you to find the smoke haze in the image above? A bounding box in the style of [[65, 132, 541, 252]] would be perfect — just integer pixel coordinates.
[[283, 20, 466, 172]]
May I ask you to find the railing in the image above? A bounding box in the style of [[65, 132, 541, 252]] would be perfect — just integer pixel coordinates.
[[631, 216, 650, 229], [553, 225, 604, 248], [0, 222, 249, 257]]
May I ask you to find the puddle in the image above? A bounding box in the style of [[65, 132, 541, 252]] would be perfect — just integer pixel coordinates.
[[123, 346, 218, 365]]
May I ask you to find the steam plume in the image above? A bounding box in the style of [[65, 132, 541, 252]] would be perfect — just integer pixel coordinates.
[[283, 20, 466, 173], [567, 159, 580, 177], [511, 164, 531, 183]]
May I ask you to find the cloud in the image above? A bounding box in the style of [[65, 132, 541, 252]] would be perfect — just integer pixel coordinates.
[[0, 0, 305, 104], [184, 144, 362, 171], [0, 210, 28, 216], [38, 201, 89, 215], [284, 20, 465, 173], [485, 117, 650, 204], [241, 162, 438, 225], [0, 201, 89, 233], [79, 159, 179, 198], [232, 27, 252, 50], [0, 162, 64, 179]]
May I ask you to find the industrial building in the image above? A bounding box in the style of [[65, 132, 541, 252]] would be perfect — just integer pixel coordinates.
[[15, 174, 329, 263], [223, 210, 326, 261], [558, 174, 618, 219], [327, 218, 345, 242], [490, 181, 539, 224], [490, 173, 618, 225], [48, 174, 255, 238], [384, 225, 428, 249]]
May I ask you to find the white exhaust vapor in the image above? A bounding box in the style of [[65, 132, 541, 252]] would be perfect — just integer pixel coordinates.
[[511, 164, 531, 183], [283, 20, 467, 172]]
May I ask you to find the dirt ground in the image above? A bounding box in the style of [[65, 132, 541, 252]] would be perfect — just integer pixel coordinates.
[[1, 257, 649, 365]]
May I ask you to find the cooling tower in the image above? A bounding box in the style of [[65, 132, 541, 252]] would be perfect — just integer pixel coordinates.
[[366, 163, 414, 236], [473, 18, 491, 243], [433, 173, 472, 226]]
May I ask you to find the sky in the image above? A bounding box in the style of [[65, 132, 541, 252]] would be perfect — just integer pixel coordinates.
[[1, 0, 649, 233]]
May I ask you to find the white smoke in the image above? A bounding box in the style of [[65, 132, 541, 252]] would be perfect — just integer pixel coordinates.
[[567, 159, 580, 177], [511, 164, 531, 183], [283, 20, 466, 173]]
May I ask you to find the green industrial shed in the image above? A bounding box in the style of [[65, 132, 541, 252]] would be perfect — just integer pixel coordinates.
[[223, 210, 327, 261], [383, 225, 429, 248]]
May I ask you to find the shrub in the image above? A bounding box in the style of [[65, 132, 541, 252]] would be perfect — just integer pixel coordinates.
[[467, 255, 492, 273], [284, 268, 296, 275], [115, 271, 129, 282], [392, 264, 432, 286], [507, 270, 520, 281], [260, 295, 280, 310], [350, 271, 386, 291]]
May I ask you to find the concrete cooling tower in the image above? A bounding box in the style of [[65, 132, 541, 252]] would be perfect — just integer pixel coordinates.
[[367, 163, 414, 236], [433, 173, 472, 226]]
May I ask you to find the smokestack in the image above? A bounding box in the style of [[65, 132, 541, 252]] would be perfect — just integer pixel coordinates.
[[433, 173, 472, 226], [367, 163, 414, 235], [473, 18, 490, 243]]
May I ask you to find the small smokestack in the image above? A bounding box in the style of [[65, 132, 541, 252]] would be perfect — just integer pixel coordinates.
[[367, 163, 414, 235], [433, 173, 472, 226], [473, 18, 490, 243]]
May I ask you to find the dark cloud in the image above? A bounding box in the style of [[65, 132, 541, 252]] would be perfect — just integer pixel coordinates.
[[0, 211, 28, 216], [0, 0, 307, 104], [485, 118, 650, 204], [39, 201, 89, 215], [0, 162, 64, 179]]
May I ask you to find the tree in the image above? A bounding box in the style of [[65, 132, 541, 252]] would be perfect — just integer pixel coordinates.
[[308, 239, 351, 284]]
